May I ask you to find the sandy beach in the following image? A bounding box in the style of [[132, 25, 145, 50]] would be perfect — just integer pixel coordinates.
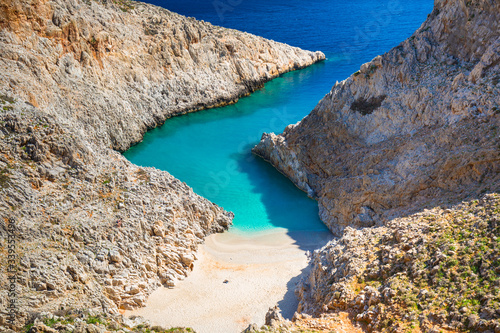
[[127, 228, 333, 333]]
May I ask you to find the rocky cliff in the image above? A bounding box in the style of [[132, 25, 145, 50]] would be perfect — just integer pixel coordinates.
[[1, 0, 324, 152], [254, 0, 500, 331], [0, 0, 324, 330], [254, 0, 500, 236]]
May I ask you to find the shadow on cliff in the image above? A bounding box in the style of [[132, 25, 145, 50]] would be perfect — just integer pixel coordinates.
[[235, 144, 333, 251], [236, 145, 334, 318], [278, 264, 310, 319]]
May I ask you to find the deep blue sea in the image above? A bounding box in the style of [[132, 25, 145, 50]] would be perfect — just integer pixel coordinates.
[[124, 0, 434, 234]]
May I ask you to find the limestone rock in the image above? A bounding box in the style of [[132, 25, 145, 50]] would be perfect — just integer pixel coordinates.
[[295, 194, 500, 332], [265, 306, 284, 327], [254, 0, 500, 331]]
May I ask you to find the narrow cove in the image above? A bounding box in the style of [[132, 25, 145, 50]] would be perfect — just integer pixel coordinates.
[[122, 1, 433, 331], [123, 62, 336, 333], [124, 62, 331, 235], [123, 61, 336, 333]]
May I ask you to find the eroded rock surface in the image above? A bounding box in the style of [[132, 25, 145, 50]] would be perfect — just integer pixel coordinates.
[[0, 0, 324, 152], [0, 81, 233, 331], [254, 0, 500, 236], [299, 194, 500, 332], [0, 0, 324, 330]]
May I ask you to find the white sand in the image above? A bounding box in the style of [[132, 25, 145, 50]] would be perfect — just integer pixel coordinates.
[[126, 228, 332, 333]]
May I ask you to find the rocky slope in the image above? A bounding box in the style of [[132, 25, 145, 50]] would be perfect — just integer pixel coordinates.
[[299, 194, 500, 332], [0, 0, 324, 152], [0, 0, 324, 330], [245, 195, 500, 333], [253, 0, 500, 331], [0, 105, 232, 325]]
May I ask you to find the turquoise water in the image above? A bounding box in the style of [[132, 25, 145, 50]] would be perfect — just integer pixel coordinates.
[[124, 64, 330, 233], [124, 0, 434, 234]]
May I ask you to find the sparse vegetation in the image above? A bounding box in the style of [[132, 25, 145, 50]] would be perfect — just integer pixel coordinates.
[[24, 313, 196, 333], [23, 323, 34, 333], [86, 315, 105, 325], [42, 317, 58, 327], [320, 194, 500, 332], [0, 168, 11, 188], [0, 94, 15, 104], [111, 0, 135, 12]]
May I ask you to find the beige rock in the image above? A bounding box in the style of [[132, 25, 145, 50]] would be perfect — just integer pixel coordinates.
[[254, 0, 500, 236], [253, 1, 500, 330]]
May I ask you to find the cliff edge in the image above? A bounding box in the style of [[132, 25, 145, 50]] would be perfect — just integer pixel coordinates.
[[254, 0, 500, 236]]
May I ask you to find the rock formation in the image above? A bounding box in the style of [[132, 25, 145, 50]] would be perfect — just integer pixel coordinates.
[[254, 0, 500, 236], [0, 0, 324, 330], [254, 0, 500, 331], [300, 194, 500, 332]]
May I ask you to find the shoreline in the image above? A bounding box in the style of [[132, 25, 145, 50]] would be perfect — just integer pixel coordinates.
[[122, 54, 326, 153], [126, 228, 333, 333]]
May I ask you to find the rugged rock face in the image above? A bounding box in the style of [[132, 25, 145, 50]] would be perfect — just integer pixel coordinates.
[[0, 0, 324, 152], [254, 0, 500, 236], [0, 0, 324, 330], [299, 194, 500, 332], [0, 105, 232, 322], [254, 0, 500, 331]]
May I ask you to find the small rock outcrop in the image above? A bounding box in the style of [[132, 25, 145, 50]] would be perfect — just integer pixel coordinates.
[[265, 306, 285, 327], [0, 0, 324, 330]]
